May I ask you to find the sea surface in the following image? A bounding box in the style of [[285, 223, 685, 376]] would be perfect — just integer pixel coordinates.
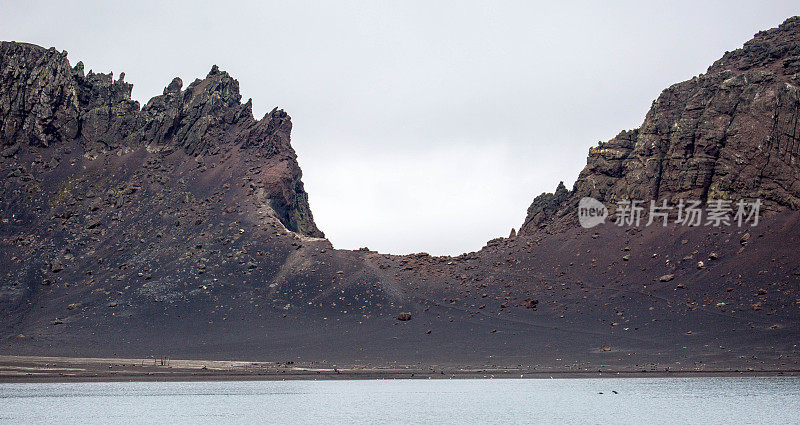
[[0, 377, 798, 424]]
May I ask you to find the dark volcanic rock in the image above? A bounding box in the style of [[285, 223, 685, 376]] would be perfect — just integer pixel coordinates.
[[0, 43, 80, 148], [49, 259, 65, 273], [521, 16, 800, 234], [1, 18, 800, 372], [0, 41, 322, 238]]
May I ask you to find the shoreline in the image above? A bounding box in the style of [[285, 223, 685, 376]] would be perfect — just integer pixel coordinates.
[[1, 356, 798, 383]]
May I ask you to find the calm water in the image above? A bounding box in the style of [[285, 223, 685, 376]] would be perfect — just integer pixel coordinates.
[[0, 377, 798, 424]]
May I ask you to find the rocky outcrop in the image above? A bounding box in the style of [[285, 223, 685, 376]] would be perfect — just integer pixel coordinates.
[[521, 16, 800, 234], [1, 20, 800, 370], [0, 43, 81, 149], [0, 41, 322, 237], [521, 181, 570, 231]]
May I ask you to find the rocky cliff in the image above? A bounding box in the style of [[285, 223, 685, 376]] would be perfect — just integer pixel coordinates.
[[0, 41, 322, 237], [521, 16, 800, 233], [1, 19, 799, 372]]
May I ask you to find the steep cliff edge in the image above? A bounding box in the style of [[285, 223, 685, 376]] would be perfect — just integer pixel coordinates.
[[521, 16, 800, 234], [0, 41, 322, 237], [1, 19, 799, 371]]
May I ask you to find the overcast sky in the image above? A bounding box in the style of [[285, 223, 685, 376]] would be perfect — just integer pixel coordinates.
[[1, 1, 798, 255]]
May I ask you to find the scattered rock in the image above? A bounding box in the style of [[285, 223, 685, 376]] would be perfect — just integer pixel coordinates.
[[1, 143, 20, 157], [741, 233, 751, 245], [49, 259, 65, 273], [659, 274, 675, 282]]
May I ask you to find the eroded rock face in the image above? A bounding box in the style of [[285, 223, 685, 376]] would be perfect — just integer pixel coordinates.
[[0, 41, 322, 237], [1, 20, 800, 369], [521, 16, 800, 234], [0, 43, 81, 148]]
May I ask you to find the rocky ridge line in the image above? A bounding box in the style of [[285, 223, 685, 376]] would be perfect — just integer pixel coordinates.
[[521, 16, 800, 234], [0, 41, 322, 237]]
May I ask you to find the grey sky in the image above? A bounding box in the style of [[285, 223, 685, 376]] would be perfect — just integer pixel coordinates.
[[1, 1, 798, 255]]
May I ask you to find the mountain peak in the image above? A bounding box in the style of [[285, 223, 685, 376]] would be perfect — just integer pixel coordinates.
[[0, 40, 323, 238], [520, 17, 800, 234]]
